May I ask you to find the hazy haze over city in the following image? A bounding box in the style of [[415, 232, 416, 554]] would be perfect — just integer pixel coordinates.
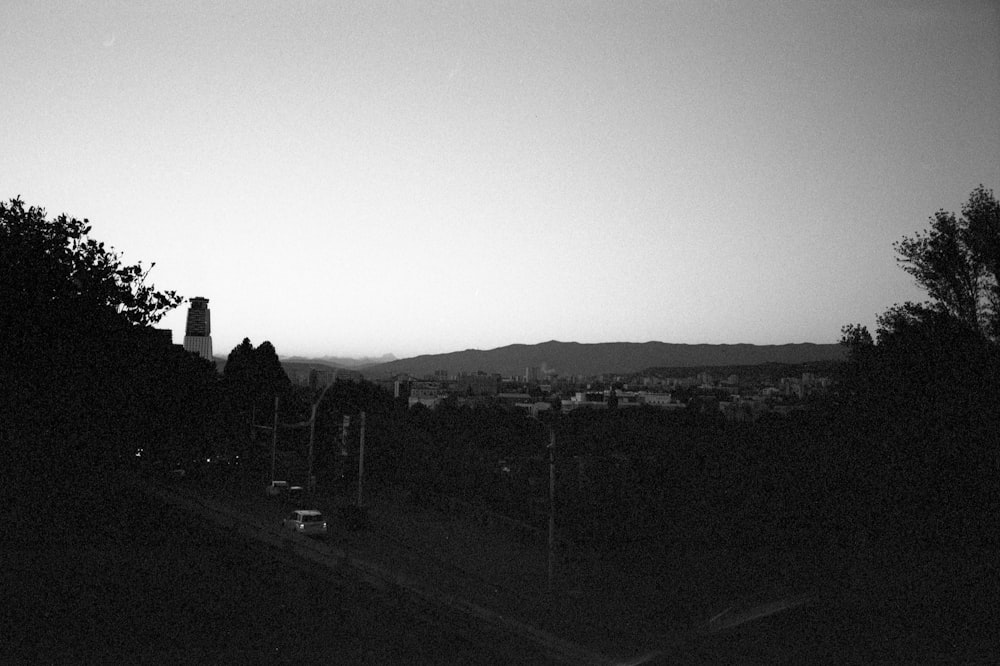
[[3, 1, 998, 359]]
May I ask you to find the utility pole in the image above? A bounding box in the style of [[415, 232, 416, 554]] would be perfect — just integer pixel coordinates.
[[308, 401, 318, 495], [357, 411, 366, 507], [307, 381, 334, 497], [548, 427, 556, 596], [340, 415, 350, 457]]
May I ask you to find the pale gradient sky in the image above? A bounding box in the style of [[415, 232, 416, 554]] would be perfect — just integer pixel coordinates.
[[3, 1, 998, 359]]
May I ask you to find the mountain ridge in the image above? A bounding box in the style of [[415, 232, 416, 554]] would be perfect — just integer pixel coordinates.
[[330, 340, 846, 378], [281, 353, 397, 369]]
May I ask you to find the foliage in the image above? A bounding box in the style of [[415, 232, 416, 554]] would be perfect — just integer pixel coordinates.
[[1, 197, 219, 476], [835, 186, 1000, 556], [893, 184, 999, 340], [222, 338, 292, 414], [0, 197, 182, 332], [838, 322, 873, 353], [361, 185, 999, 567]]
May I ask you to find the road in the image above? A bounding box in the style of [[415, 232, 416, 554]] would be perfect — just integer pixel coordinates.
[[11, 458, 994, 664], [4, 475, 560, 664]]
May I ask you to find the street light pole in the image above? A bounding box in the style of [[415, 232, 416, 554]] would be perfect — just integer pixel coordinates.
[[307, 380, 334, 497], [307, 401, 318, 494]]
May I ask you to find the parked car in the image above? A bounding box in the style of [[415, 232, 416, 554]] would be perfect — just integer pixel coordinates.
[[282, 509, 328, 537], [266, 480, 288, 496]]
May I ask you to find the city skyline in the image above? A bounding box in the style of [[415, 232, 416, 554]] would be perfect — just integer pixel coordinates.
[[3, 1, 998, 359]]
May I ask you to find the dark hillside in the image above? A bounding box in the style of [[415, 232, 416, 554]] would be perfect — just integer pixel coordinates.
[[3, 461, 555, 664], [364, 340, 845, 378]]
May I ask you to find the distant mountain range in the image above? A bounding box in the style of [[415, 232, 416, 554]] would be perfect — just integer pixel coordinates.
[[281, 353, 397, 369], [216, 354, 396, 377], [293, 340, 846, 379]]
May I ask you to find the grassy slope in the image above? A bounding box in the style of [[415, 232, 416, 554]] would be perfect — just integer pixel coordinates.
[[3, 470, 556, 664]]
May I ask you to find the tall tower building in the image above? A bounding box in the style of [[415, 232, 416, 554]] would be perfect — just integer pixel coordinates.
[[183, 296, 213, 361]]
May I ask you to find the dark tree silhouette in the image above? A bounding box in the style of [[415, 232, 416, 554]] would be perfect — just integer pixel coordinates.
[[0, 197, 181, 334], [893, 185, 999, 340], [223, 338, 291, 415], [223, 338, 258, 407], [0, 196, 211, 477], [255, 341, 290, 397], [836, 186, 1000, 556]]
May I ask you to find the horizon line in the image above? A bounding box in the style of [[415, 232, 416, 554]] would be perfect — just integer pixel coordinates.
[[271, 339, 843, 362]]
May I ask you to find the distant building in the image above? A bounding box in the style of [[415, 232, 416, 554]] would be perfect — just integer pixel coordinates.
[[392, 377, 411, 400], [562, 390, 643, 412], [454, 372, 501, 396], [497, 392, 532, 407], [639, 393, 685, 409], [409, 381, 445, 408], [514, 401, 553, 418], [780, 377, 804, 398], [182, 297, 213, 361]]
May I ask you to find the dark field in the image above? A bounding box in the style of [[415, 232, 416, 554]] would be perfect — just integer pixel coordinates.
[[3, 476, 556, 664], [6, 457, 998, 665]]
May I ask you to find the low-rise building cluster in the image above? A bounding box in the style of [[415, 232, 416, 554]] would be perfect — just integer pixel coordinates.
[[377, 365, 832, 420]]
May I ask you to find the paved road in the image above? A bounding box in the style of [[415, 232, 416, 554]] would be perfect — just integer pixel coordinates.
[[186, 459, 1000, 665], [14, 461, 993, 665], [4, 478, 560, 664]]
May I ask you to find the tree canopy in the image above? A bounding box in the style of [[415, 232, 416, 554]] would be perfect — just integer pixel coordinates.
[[1, 197, 216, 474], [222, 337, 291, 413], [1, 197, 182, 337], [836, 186, 1000, 552], [892, 184, 999, 341]]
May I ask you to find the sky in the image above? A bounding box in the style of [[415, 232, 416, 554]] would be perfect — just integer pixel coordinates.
[[3, 1, 998, 359]]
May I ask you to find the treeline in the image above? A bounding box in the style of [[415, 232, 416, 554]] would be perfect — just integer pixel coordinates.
[[351, 400, 848, 555], [347, 340, 995, 582], [4, 189, 997, 579], [2, 198, 216, 485], [345, 186, 1000, 575]]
